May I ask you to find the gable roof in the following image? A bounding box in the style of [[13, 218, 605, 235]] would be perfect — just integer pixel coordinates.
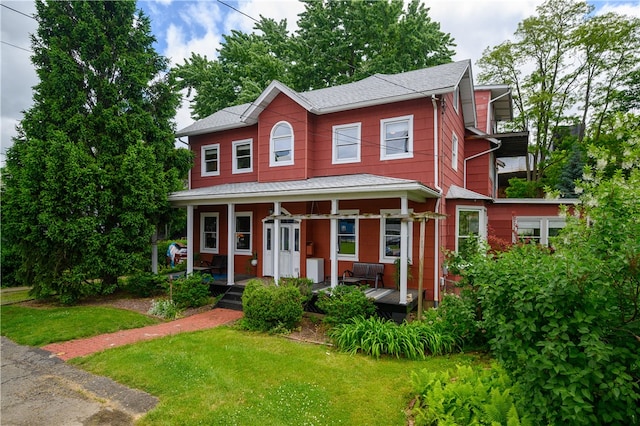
[[177, 60, 476, 137]]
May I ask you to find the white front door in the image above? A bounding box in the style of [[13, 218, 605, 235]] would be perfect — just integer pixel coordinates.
[[263, 220, 300, 278]]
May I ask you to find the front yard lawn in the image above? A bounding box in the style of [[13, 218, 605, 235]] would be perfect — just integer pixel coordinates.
[[73, 326, 484, 425], [0, 305, 160, 346]]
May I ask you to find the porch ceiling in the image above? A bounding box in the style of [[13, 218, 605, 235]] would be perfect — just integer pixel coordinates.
[[169, 174, 440, 206]]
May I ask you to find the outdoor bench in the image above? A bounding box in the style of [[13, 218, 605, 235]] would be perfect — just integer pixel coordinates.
[[341, 262, 385, 289]]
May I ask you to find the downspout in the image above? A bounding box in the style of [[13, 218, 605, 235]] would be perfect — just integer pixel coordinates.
[[486, 91, 510, 134], [463, 138, 501, 190], [431, 95, 443, 307]]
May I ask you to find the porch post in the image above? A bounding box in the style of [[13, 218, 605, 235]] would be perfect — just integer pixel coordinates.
[[227, 203, 235, 285], [186, 205, 194, 275], [330, 199, 338, 288], [399, 196, 409, 304], [273, 202, 281, 283]]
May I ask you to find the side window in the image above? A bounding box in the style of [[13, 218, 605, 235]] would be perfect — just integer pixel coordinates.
[[232, 139, 253, 174], [515, 217, 566, 246], [200, 213, 219, 253], [270, 121, 294, 166], [380, 115, 413, 160], [380, 209, 413, 263], [456, 207, 486, 254], [201, 144, 220, 177], [337, 210, 358, 259], [235, 212, 252, 253], [452, 132, 459, 170], [332, 123, 361, 164]]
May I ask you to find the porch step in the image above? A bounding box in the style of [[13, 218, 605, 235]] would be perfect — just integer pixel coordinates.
[[215, 285, 245, 311]]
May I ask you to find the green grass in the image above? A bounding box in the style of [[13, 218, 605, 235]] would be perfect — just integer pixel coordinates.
[[0, 305, 160, 346], [0, 288, 33, 305], [73, 327, 483, 425]]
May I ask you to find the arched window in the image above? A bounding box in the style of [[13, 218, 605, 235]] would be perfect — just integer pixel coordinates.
[[270, 121, 294, 166]]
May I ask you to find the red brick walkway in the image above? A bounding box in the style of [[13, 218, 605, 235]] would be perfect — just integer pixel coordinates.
[[42, 308, 243, 361]]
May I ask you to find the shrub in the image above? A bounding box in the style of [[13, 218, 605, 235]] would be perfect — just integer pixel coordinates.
[[329, 316, 458, 359], [123, 272, 167, 297], [422, 292, 485, 350], [169, 273, 210, 309], [411, 364, 531, 425], [315, 285, 376, 326], [278, 276, 313, 305], [241, 279, 304, 333], [148, 299, 180, 320]]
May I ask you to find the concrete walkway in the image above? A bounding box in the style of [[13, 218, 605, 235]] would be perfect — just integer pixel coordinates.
[[43, 308, 244, 361]]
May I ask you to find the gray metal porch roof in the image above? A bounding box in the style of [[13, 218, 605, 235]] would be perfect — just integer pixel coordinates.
[[169, 174, 441, 206]]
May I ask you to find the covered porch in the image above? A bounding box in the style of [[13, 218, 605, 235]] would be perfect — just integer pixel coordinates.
[[168, 174, 444, 307]]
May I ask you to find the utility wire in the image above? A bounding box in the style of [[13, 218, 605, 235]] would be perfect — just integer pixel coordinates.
[[1, 40, 32, 53], [1, 3, 36, 20]]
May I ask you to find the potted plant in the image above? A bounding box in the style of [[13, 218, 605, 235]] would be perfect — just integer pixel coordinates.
[[250, 252, 258, 267]]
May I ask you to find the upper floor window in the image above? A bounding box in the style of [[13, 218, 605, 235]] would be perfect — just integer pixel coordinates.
[[452, 132, 459, 170], [200, 213, 219, 253], [337, 210, 358, 259], [235, 212, 252, 253], [515, 216, 566, 247], [201, 144, 220, 177], [456, 207, 486, 254], [380, 115, 413, 160], [453, 86, 460, 114], [332, 123, 361, 164], [232, 139, 253, 174], [270, 121, 294, 166]]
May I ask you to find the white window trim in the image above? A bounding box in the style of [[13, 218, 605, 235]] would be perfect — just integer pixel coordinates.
[[455, 206, 487, 252], [200, 212, 219, 254], [452, 132, 459, 171], [337, 209, 359, 261], [332, 123, 361, 164], [380, 115, 414, 160], [269, 121, 294, 167], [514, 216, 566, 246], [232, 138, 253, 174], [379, 209, 413, 264], [201, 143, 220, 177], [235, 212, 253, 254], [453, 86, 460, 114]]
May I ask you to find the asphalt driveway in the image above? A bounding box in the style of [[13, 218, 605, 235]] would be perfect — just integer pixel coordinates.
[[1, 336, 157, 426]]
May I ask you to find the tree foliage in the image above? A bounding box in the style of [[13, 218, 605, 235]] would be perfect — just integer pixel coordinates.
[[1, 1, 192, 301], [452, 117, 640, 423], [173, 0, 455, 119], [477, 0, 640, 191]]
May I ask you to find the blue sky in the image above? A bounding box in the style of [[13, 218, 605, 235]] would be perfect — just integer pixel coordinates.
[[2, 0, 639, 163]]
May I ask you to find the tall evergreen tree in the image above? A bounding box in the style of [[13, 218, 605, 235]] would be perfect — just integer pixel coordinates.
[[1, 1, 192, 302]]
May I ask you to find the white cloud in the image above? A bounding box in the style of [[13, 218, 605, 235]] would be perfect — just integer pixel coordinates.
[[1, 1, 38, 164], [224, 0, 305, 34]]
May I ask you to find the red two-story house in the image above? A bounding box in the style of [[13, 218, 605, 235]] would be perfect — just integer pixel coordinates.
[[169, 60, 576, 311]]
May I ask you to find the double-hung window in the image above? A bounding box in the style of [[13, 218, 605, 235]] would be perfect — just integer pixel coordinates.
[[235, 212, 252, 253], [452, 132, 459, 170], [381, 115, 413, 160], [232, 139, 253, 174], [270, 122, 294, 166], [332, 123, 361, 164], [380, 209, 413, 263], [515, 217, 566, 246], [337, 210, 358, 259], [456, 207, 486, 254], [200, 213, 219, 253], [201, 144, 220, 177]]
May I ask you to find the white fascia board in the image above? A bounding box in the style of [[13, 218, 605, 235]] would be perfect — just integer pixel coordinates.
[[493, 198, 580, 205], [241, 80, 316, 122]]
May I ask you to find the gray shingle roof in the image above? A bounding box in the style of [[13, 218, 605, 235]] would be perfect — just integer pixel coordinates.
[[177, 60, 473, 137]]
